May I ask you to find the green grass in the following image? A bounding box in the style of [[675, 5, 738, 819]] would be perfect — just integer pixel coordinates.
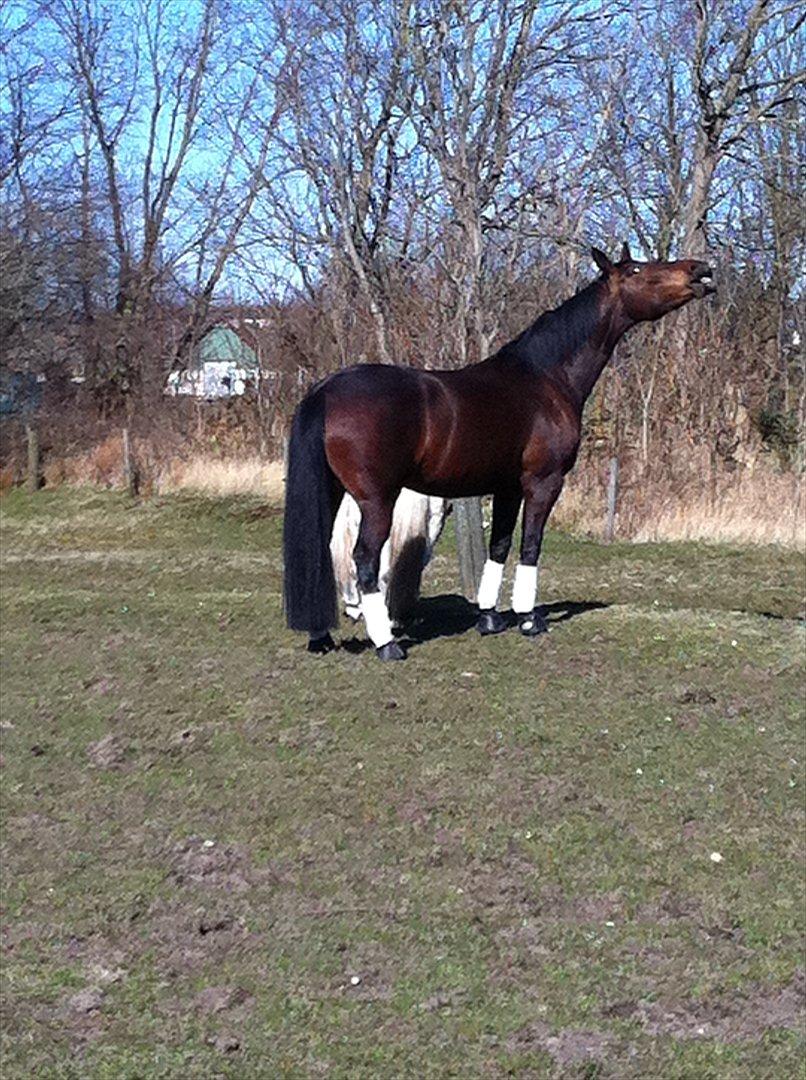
[[1, 488, 804, 1078]]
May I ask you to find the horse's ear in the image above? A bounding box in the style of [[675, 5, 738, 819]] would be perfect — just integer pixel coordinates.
[[620, 241, 633, 262], [591, 247, 612, 273]]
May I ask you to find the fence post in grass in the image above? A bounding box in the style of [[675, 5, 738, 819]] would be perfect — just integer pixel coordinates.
[[25, 423, 41, 492], [604, 456, 619, 542], [122, 427, 139, 497], [454, 496, 486, 602]]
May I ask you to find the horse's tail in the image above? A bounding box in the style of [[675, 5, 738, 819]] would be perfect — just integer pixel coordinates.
[[283, 390, 339, 634]]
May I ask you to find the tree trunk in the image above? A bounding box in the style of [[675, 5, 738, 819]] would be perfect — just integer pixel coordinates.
[[453, 497, 487, 602], [25, 424, 41, 492], [122, 426, 139, 497], [605, 457, 619, 543], [682, 136, 718, 257]]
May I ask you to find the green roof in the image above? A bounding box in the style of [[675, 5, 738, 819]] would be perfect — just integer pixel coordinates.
[[196, 326, 258, 369]]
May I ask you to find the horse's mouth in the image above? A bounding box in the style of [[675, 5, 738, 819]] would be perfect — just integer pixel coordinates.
[[690, 267, 716, 297]]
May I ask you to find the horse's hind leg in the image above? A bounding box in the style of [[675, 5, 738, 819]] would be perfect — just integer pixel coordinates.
[[354, 495, 406, 660]]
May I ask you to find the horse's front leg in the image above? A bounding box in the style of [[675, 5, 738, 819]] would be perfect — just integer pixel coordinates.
[[515, 472, 564, 637], [354, 496, 406, 661], [476, 487, 522, 636]]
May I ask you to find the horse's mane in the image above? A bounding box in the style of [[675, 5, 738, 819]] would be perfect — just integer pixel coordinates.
[[490, 279, 603, 370]]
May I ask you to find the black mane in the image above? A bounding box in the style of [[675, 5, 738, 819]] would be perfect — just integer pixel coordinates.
[[491, 279, 603, 370]]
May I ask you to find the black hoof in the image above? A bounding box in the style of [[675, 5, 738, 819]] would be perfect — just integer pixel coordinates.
[[476, 609, 507, 636], [307, 632, 336, 655], [519, 610, 549, 637], [376, 640, 407, 662]]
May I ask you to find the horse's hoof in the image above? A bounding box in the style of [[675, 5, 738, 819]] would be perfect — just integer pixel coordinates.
[[476, 609, 507, 635], [307, 632, 336, 655], [376, 640, 407, 661], [520, 611, 549, 637]]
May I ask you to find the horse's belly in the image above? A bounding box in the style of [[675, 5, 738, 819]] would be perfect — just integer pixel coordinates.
[[411, 426, 522, 497], [407, 459, 515, 499]]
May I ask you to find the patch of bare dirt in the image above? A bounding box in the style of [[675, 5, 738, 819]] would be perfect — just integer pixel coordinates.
[[636, 969, 805, 1042], [167, 836, 269, 893], [395, 799, 433, 829], [393, 785, 444, 830], [311, 939, 398, 1004], [49, 986, 108, 1050], [634, 890, 701, 925], [62, 987, 104, 1016], [675, 686, 717, 705], [332, 969, 393, 1003], [533, 885, 624, 925], [86, 733, 127, 769], [417, 989, 468, 1013], [6, 811, 59, 834], [164, 725, 210, 755], [145, 899, 262, 978], [194, 985, 254, 1017], [467, 853, 538, 915], [275, 721, 335, 753], [427, 825, 465, 868], [508, 1021, 613, 1066], [633, 892, 751, 954], [82, 675, 115, 696], [207, 1032, 241, 1054]]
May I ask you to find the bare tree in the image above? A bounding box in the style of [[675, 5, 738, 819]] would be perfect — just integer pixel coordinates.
[[257, 0, 414, 366], [684, 0, 805, 255], [407, 0, 601, 364]]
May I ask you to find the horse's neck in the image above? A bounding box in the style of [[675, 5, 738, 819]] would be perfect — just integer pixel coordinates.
[[508, 282, 632, 409], [560, 308, 631, 405]]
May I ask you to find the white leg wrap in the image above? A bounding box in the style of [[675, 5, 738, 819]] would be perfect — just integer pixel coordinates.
[[378, 538, 392, 597], [512, 564, 538, 614], [361, 591, 394, 648], [477, 559, 505, 610]]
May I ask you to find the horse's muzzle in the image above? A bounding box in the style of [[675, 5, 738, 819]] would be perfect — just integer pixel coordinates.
[[690, 263, 716, 297]]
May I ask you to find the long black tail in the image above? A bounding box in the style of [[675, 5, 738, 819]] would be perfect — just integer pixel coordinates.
[[283, 390, 339, 634]]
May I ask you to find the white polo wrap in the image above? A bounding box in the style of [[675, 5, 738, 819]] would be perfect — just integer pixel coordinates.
[[512, 564, 538, 614], [476, 559, 505, 610], [361, 591, 394, 648]]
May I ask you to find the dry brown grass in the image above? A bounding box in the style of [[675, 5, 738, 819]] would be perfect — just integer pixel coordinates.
[[6, 439, 804, 551], [632, 477, 805, 548], [42, 434, 126, 489], [156, 454, 285, 500], [554, 464, 805, 550]]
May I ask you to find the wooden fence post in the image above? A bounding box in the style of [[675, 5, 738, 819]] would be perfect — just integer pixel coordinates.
[[122, 427, 139, 497], [454, 496, 486, 602], [604, 456, 619, 542], [25, 423, 41, 493]]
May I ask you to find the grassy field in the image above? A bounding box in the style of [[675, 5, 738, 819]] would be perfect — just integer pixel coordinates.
[[1, 488, 804, 1079]]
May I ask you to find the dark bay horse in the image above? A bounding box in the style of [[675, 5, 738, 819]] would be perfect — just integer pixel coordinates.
[[283, 244, 715, 659]]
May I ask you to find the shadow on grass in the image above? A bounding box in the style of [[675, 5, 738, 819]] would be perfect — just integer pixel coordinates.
[[340, 594, 610, 654]]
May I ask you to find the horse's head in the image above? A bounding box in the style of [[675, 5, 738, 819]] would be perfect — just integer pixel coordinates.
[[592, 243, 715, 323]]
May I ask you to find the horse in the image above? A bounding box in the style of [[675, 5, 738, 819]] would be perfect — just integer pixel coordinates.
[[330, 489, 449, 626], [283, 244, 715, 660]]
